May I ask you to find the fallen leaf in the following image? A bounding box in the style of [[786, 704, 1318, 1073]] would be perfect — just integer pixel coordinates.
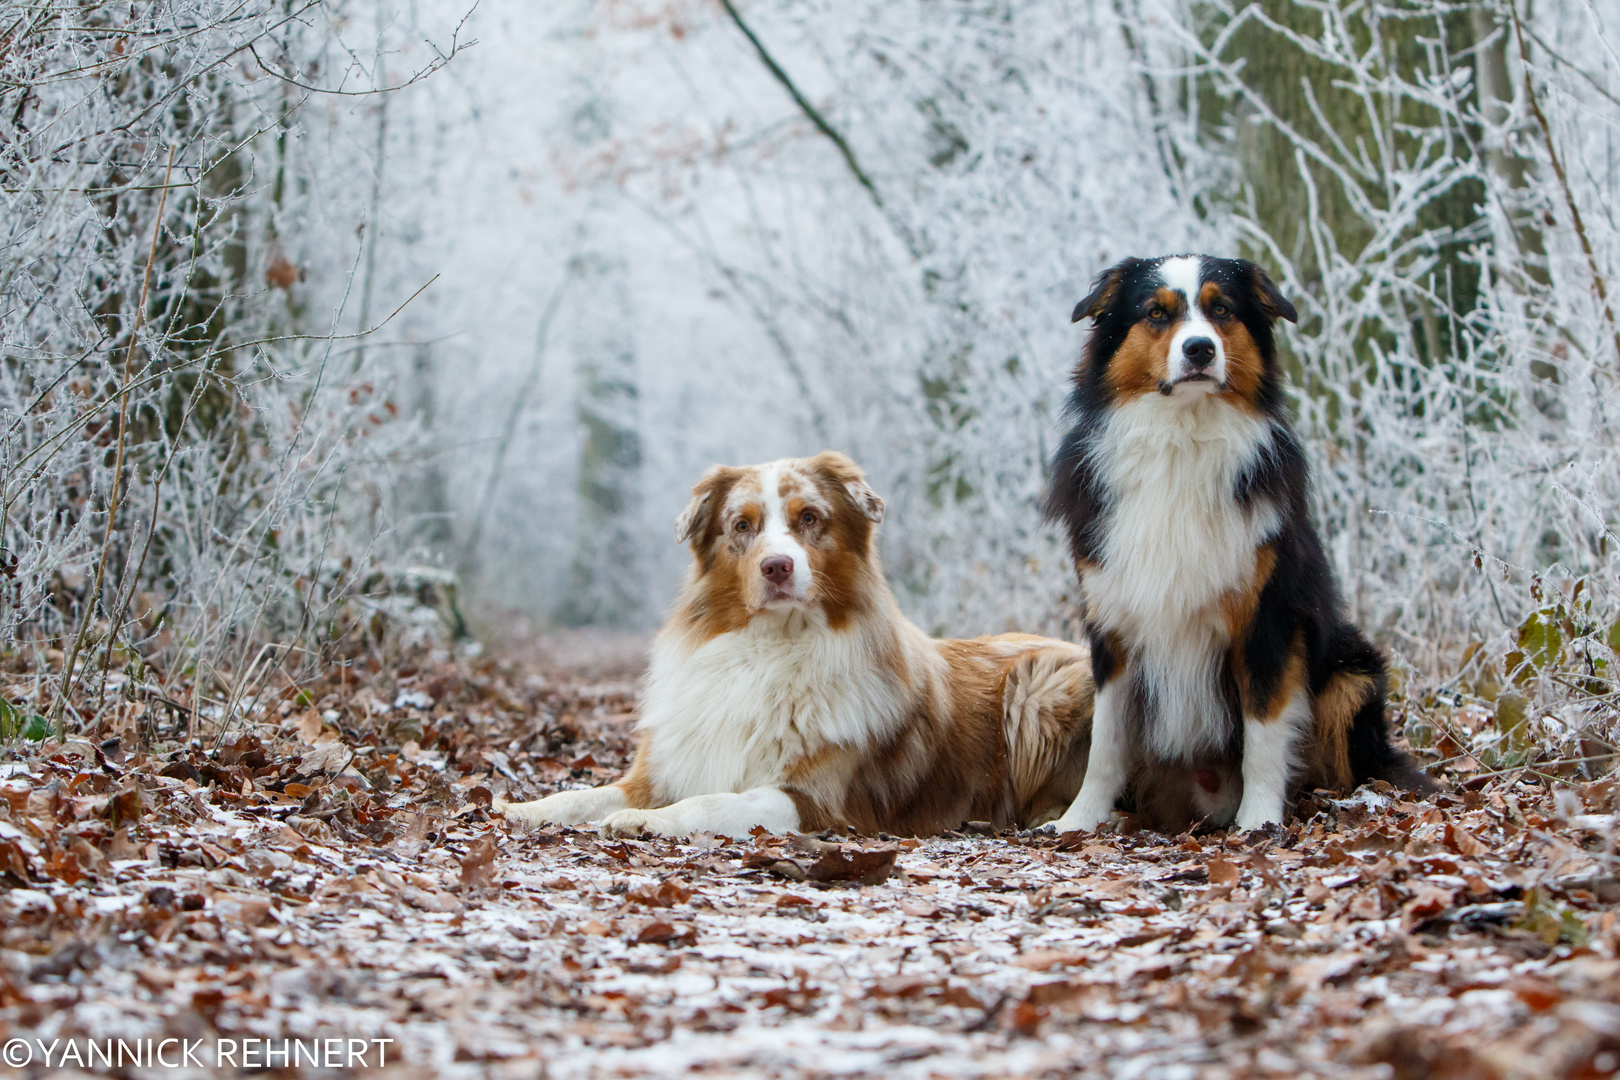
[[1347, 890, 1384, 920], [1445, 822, 1490, 857], [458, 834, 499, 890], [627, 880, 692, 907], [806, 845, 897, 886], [1015, 950, 1088, 972], [634, 921, 695, 946], [1402, 884, 1456, 930]]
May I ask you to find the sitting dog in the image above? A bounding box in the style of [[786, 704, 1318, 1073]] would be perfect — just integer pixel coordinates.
[[1043, 255, 1427, 835], [496, 452, 1094, 838]]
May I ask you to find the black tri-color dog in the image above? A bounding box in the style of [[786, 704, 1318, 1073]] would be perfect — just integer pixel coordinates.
[[1042, 254, 1427, 834]]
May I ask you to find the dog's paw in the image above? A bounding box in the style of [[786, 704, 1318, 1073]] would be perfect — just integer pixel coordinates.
[[1037, 798, 1116, 835], [1038, 811, 1109, 836], [494, 787, 627, 828], [1232, 802, 1284, 834], [494, 797, 555, 828], [600, 809, 666, 838], [1232, 815, 1283, 838]]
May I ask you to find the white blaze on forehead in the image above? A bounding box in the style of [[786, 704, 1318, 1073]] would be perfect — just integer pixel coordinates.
[[757, 460, 813, 601], [1158, 255, 1227, 390], [1157, 256, 1203, 304]]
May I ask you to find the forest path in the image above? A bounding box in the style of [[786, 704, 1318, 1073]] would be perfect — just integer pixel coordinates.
[[1, 637, 1617, 1078]]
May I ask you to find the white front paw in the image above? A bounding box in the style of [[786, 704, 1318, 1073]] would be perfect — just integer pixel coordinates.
[[497, 788, 614, 827], [1040, 806, 1113, 835], [601, 809, 669, 838], [1233, 802, 1281, 832]]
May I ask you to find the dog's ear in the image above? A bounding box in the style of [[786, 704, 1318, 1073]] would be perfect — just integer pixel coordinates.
[[1246, 262, 1298, 324], [808, 451, 885, 524], [845, 479, 885, 523], [673, 490, 711, 545], [674, 465, 741, 546], [1072, 258, 1141, 323]]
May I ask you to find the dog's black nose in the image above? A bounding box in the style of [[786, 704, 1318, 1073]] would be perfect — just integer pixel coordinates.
[[761, 555, 794, 584], [1183, 337, 1216, 369]]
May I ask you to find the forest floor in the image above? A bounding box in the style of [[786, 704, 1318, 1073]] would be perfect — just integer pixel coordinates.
[[2, 633, 1619, 1079]]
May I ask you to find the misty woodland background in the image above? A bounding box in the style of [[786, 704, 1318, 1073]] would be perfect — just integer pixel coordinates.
[[0, 0, 1615, 753], [5, 0, 1620, 765]]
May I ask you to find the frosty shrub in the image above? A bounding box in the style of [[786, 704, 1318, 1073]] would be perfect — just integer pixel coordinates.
[[0, 1, 466, 732]]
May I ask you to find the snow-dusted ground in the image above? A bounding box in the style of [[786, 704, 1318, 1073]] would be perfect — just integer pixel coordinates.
[[2, 650, 1617, 1078]]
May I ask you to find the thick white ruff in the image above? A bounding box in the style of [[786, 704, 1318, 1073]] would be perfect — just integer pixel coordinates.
[[1082, 392, 1278, 759], [637, 609, 918, 803]]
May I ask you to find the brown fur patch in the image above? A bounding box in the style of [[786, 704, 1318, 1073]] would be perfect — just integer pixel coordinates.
[[1254, 637, 1308, 722], [784, 634, 1093, 836], [679, 466, 748, 559], [1216, 318, 1265, 409], [1105, 322, 1173, 398], [618, 753, 658, 809], [801, 479, 875, 631], [669, 545, 752, 648], [999, 646, 1095, 824], [1220, 544, 1277, 698], [1130, 754, 1241, 835], [783, 788, 835, 833], [1308, 671, 1377, 789]]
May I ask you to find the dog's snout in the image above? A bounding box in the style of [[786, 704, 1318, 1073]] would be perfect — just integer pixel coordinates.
[[1182, 337, 1216, 369], [761, 555, 794, 584]]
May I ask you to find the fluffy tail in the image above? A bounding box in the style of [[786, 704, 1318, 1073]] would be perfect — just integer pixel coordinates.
[[1001, 644, 1095, 824], [1325, 623, 1435, 794]]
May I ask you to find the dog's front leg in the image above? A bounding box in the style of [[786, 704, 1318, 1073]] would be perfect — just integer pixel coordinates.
[[1233, 687, 1310, 831], [495, 784, 630, 827], [1043, 675, 1130, 833], [601, 787, 800, 839]]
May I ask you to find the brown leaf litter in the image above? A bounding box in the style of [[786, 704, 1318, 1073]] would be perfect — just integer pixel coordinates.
[[0, 640, 1617, 1078]]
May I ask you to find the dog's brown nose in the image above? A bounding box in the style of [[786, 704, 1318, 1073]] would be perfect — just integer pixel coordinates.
[[1183, 337, 1216, 369], [761, 555, 794, 584]]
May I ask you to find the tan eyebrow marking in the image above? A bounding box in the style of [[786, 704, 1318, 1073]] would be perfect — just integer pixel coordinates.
[[1149, 287, 1183, 315]]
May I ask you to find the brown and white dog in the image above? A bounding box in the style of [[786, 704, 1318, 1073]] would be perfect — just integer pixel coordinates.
[[496, 452, 1093, 838], [1043, 255, 1427, 835]]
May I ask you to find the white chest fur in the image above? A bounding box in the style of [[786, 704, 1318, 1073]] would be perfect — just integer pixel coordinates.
[[637, 611, 908, 801], [1082, 395, 1280, 757]]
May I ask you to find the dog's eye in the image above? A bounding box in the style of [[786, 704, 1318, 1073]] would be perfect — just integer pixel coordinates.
[[800, 510, 818, 528], [734, 519, 750, 533], [1211, 301, 1230, 318], [1147, 306, 1166, 322]]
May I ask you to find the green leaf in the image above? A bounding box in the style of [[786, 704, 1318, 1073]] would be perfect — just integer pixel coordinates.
[[1494, 692, 1533, 753], [1516, 886, 1588, 947], [1516, 609, 1564, 673], [0, 699, 49, 741]]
